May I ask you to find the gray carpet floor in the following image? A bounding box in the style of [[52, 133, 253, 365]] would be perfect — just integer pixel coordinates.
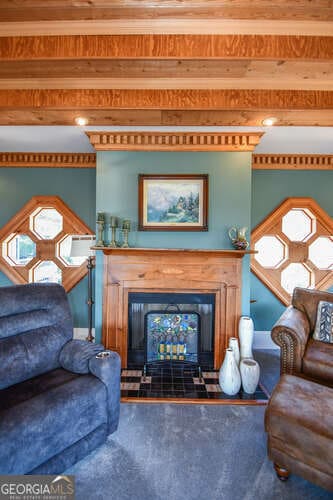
[[67, 350, 332, 500]]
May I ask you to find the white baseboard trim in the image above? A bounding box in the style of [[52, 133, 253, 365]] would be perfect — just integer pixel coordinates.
[[253, 330, 279, 350], [73, 327, 95, 341]]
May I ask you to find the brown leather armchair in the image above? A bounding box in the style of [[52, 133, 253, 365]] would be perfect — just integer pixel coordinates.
[[271, 287, 333, 386]]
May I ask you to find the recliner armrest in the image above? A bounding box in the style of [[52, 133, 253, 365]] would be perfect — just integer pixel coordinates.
[[59, 339, 105, 374], [59, 340, 121, 434], [89, 351, 121, 434], [271, 306, 311, 375]]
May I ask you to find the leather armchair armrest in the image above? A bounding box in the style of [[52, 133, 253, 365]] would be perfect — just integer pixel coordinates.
[[271, 306, 311, 375], [89, 351, 121, 434]]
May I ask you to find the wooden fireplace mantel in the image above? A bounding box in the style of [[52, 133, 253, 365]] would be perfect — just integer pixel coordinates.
[[97, 247, 253, 368]]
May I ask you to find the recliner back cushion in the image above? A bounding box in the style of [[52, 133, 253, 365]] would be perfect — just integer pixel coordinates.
[[0, 283, 73, 389], [292, 287, 333, 332]]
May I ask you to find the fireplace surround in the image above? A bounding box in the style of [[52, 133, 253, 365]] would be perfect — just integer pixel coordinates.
[[97, 248, 251, 369]]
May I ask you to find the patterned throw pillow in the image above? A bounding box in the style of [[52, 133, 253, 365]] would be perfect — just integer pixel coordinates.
[[313, 300, 333, 343]]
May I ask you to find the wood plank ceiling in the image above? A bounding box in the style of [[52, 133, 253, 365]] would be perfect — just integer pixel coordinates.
[[0, 1, 332, 126]]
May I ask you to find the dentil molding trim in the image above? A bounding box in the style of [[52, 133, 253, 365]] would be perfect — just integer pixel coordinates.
[[86, 131, 264, 151], [1, 150, 332, 170], [0, 152, 96, 168], [253, 154, 333, 170]]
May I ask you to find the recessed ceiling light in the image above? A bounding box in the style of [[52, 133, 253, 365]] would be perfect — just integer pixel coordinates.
[[75, 116, 88, 126], [262, 117, 278, 127]]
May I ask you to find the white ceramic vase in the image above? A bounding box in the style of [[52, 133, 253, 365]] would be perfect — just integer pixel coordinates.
[[240, 358, 260, 394], [219, 348, 241, 396], [228, 337, 240, 366], [239, 316, 254, 360]]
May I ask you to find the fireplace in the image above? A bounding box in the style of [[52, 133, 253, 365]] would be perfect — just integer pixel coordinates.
[[99, 248, 250, 368], [128, 292, 215, 367]]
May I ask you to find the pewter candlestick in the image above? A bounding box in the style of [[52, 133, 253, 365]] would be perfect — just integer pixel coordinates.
[[108, 216, 118, 247], [121, 219, 131, 248], [96, 214, 105, 247]]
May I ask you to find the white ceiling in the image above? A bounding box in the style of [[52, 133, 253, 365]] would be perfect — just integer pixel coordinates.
[[0, 126, 332, 154]]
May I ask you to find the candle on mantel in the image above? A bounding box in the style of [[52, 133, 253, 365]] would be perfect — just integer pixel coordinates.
[[110, 216, 118, 228], [122, 219, 131, 230]]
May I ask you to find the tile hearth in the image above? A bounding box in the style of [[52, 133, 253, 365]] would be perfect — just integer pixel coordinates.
[[121, 365, 269, 404]]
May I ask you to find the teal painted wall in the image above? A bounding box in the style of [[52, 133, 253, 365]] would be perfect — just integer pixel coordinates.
[[95, 151, 253, 342], [251, 170, 333, 331], [1, 162, 331, 337], [0, 167, 96, 326]]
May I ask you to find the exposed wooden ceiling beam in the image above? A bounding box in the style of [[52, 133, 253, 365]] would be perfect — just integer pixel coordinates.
[[1, 77, 331, 91], [1, 1, 332, 23], [1, 35, 332, 61], [1, 19, 332, 36], [1, 59, 331, 79], [1, 109, 332, 127], [0, 60, 332, 91], [0, 89, 331, 110]]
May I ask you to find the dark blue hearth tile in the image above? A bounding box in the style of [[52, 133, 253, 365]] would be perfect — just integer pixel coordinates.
[[183, 392, 202, 399], [150, 383, 163, 391], [162, 392, 176, 398], [173, 383, 184, 391], [184, 384, 196, 391], [195, 393, 209, 399], [194, 385, 207, 392], [127, 390, 140, 397], [145, 392, 163, 398], [161, 383, 173, 391], [161, 377, 173, 384]]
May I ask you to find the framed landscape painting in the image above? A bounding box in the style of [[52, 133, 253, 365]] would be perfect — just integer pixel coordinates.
[[138, 174, 208, 231]]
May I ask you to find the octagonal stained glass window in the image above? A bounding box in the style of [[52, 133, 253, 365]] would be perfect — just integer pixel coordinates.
[[32, 260, 62, 284], [58, 235, 87, 266], [251, 198, 333, 305], [281, 263, 312, 294], [308, 237, 333, 270], [33, 208, 63, 240], [0, 196, 94, 292], [5, 234, 36, 266], [282, 209, 315, 242], [254, 235, 287, 268]]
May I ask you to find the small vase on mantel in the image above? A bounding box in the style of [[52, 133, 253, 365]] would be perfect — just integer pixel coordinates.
[[228, 337, 240, 366], [239, 316, 254, 361], [219, 348, 241, 396], [240, 358, 260, 394]]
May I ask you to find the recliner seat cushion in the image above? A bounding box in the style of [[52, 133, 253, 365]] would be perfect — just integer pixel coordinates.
[[303, 338, 333, 385], [0, 368, 107, 474]]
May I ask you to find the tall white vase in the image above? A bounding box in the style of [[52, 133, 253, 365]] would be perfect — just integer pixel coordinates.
[[219, 348, 241, 396], [228, 337, 240, 366], [240, 358, 260, 394], [239, 316, 254, 360]]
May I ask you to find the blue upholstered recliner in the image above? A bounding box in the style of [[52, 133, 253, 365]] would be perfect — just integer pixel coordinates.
[[0, 283, 121, 474]]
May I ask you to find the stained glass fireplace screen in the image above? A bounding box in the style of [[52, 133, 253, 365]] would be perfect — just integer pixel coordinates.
[[145, 311, 200, 363]]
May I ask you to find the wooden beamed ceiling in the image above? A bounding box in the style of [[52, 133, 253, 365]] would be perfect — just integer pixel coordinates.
[[0, 1, 332, 126]]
